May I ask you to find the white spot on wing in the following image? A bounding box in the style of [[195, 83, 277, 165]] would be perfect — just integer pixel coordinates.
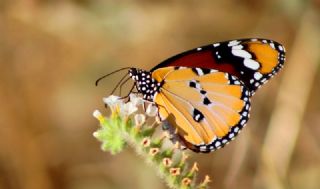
[[244, 59, 260, 70], [232, 45, 243, 50], [270, 43, 275, 49], [213, 43, 220, 47], [195, 83, 201, 89], [195, 114, 200, 121], [228, 40, 240, 46], [278, 45, 284, 51], [234, 80, 240, 85], [232, 49, 252, 58], [215, 141, 221, 147], [195, 68, 204, 76], [254, 72, 263, 80]]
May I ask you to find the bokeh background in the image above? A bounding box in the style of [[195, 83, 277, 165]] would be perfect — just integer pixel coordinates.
[[0, 0, 319, 189]]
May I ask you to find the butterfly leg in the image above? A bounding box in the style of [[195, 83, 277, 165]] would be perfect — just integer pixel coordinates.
[[119, 84, 137, 102], [119, 76, 131, 96]]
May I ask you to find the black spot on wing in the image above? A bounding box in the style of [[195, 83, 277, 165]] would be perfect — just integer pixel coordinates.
[[189, 81, 197, 88], [203, 97, 211, 105], [202, 68, 211, 74], [200, 90, 206, 95], [191, 68, 212, 76], [193, 108, 204, 122]]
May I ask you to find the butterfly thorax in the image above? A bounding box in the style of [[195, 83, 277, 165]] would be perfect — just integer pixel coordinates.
[[129, 68, 162, 101]]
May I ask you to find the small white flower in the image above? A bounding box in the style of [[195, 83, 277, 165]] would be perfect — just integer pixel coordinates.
[[92, 109, 105, 123], [92, 131, 99, 138], [103, 95, 123, 108], [120, 102, 138, 116], [92, 110, 102, 119], [129, 93, 144, 107], [146, 104, 158, 117], [135, 114, 146, 126]]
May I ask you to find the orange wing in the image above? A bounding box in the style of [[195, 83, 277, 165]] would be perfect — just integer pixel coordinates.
[[151, 39, 285, 95], [152, 67, 251, 153]]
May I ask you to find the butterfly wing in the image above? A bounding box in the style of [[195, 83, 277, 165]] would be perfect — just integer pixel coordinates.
[[152, 67, 251, 152], [151, 38, 285, 94]]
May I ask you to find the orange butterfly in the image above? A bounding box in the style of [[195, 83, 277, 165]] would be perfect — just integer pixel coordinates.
[[99, 38, 285, 153]]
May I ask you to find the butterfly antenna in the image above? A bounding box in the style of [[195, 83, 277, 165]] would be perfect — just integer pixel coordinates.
[[95, 67, 131, 86]]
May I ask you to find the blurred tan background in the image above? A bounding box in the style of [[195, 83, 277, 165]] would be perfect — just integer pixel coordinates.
[[0, 0, 319, 189]]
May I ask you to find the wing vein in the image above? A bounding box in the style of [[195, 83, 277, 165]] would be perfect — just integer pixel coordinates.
[[159, 92, 203, 143], [162, 87, 229, 132], [166, 79, 244, 100]]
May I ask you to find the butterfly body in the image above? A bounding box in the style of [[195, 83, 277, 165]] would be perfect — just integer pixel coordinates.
[[125, 38, 285, 153], [128, 68, 162, 101]]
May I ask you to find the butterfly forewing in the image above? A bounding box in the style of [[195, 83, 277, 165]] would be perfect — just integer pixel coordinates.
[[151, 38, 285, 94], [152, 67, 251, 152]]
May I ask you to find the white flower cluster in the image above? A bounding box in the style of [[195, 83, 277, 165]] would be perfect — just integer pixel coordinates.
[[102, 94, 158, 124]]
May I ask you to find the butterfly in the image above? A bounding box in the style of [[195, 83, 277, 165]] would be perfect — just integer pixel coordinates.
[[97, 38, 286, 153]]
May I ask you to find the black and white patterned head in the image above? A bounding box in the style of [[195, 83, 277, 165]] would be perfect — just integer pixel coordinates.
[[128, 68, 161, 101]]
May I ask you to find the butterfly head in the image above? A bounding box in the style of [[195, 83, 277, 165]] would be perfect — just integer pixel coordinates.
[[128, 68, 161, 101]]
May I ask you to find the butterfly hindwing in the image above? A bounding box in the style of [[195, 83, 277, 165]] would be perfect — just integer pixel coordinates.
[[152, 67, 251, 152], [151, 38, 285, 94]]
